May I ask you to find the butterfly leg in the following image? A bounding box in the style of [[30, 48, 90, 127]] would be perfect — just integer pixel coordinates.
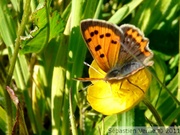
[[126, 79, 145, 94]]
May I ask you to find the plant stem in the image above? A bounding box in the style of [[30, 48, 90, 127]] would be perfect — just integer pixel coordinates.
[[5, 0, 31, 134], [178, 17, 180, 101], [143, 98, 164, 126], [116, 109, 134, 127], [69, 89, 77, 135]]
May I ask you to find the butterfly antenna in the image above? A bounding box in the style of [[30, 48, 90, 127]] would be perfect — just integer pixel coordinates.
[[84, 61, 104, 76]]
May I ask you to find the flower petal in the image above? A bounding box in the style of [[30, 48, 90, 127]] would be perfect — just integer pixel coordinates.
[[88, 60, 106, 82], [87, 60, 151, 115]]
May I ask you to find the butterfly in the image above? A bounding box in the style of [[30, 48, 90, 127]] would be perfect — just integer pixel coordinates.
[[79, 19, 153, 81]]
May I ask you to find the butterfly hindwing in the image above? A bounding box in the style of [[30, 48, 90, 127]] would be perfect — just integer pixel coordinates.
[[105, 24, 154, 80], [118, 24, 153, 66], [81, 19, 124, 72]]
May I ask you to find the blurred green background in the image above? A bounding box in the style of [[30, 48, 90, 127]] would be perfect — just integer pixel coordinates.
[[0, 0, 179, 134]]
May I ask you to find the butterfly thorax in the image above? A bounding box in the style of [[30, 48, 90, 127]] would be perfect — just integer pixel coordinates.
[[105, 62, 144, 81]]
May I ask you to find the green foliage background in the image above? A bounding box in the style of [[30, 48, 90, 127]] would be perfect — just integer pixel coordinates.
[[0, 0, 179, 134]]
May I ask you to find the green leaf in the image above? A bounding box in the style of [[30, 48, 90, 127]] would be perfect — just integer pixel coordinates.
[[91, 115, 117, 135], [146, 74, 178, 125], [157, 74, 178, 124], [164, 104, 180, 125], [49, 11, 65, 40], [20, 4, 65, 54], [132, 0, 179, 34], [0, 106, 6, 133], [108, 0, 143, 24]]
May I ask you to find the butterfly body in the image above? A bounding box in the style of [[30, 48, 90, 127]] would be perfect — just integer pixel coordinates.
[[80, 19, 153, 81], [105, 61, 144, 81]]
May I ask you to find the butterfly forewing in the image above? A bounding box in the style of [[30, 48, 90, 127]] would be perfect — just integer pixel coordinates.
[[81, 20, 123, 72]]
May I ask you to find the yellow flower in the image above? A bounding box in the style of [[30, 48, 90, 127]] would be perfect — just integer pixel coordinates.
[[87, 60, 151, 115]]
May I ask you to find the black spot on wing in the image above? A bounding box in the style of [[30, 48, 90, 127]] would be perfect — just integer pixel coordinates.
[[94, 30, 98, 35], [90, 30, 99, 37], [90, 32, 94, 37], [100, 34, 104, 38], [105, 33, 111, 37], [86, 38, 92, 43], [100, 54, 105, 58], [111, 40, 117, 44], [95, 45, 101, 51]]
